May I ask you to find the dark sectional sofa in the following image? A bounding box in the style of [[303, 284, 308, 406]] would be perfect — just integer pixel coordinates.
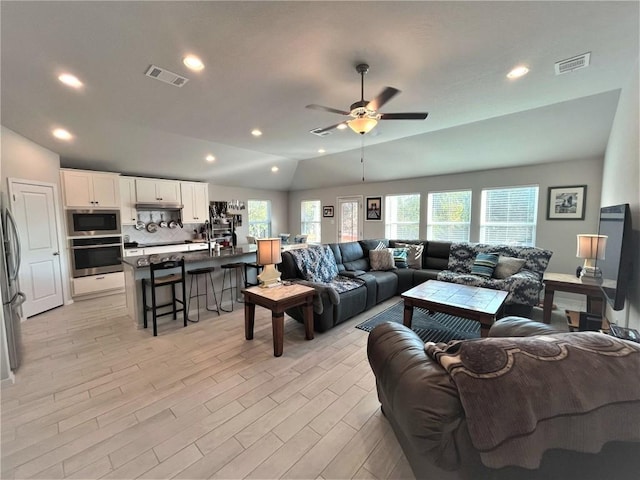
[[280, 239, 552, 332]]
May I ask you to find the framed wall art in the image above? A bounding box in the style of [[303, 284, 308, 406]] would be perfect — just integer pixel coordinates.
[[547, 185, 587, 220], [323, 205, 334, 218], [365, 196, 383, 221]]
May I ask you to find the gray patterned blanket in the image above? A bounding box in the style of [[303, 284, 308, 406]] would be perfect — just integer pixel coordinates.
[[425, 332, 640, 469]]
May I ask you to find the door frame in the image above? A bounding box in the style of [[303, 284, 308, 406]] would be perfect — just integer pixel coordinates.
[[336, 195, 363, 243], [8, 178, 72, 311]]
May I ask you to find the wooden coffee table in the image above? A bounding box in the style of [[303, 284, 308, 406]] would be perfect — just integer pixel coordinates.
[[242, 283, 315, 357], [401, 280, 508, 337]]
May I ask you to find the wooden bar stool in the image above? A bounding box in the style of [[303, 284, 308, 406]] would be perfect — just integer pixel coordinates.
[[220, 262, 246, 312], [187, 266, 220, 322], [142, 258, 187, 336]]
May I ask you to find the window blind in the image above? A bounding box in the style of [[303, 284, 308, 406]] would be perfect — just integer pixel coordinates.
[[385, 194, 420, 239], [300, 200, 321, 243], [480, 186, 538, 246], [248, 199, 271, 238], [427, 190, 471, 241]]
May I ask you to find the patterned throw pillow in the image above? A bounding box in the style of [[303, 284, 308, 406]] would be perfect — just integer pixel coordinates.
[[374, 241, 387, 251], [391, 248, 408, 268], [395, 242, 424, 269], [470, 253, 499, 278], [493, 256, 526, 279], [370, 249, 396, 271]]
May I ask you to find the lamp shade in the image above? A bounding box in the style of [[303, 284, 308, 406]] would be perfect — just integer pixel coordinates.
[[256, 238, 282, 266], [576, 234, 607, 260], [348, 116, 378, 135]]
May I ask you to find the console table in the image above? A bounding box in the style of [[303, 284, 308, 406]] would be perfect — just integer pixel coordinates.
[[542, 273, 605, 324]]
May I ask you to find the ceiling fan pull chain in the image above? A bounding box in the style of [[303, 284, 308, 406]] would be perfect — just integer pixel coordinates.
[[361, 138, 365, 182]]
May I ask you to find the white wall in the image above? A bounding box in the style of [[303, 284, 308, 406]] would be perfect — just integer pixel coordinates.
[[0, 126, 72, 305], [207, 184, 289, 243], [601, 59, 640, 329], [289, 157, 604, 276]]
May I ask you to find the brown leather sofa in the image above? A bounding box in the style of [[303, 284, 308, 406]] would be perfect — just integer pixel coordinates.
[[367, 318, 640, 479]]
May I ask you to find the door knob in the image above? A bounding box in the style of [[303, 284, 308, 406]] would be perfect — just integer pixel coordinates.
[[53, 252, 60, 256]]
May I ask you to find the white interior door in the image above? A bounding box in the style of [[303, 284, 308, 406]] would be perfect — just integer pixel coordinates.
[[337, 196, 363, 242], [10, 181, 64, 317]]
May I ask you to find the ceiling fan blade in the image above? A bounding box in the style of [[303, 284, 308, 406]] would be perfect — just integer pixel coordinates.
[[305, 104, 350, 116], [366, 87, 400, 112], [309, 122, 347, 136], [379, 112, 429, 120]]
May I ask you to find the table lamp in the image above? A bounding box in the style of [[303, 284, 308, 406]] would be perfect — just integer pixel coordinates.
[[576, 234, 607, 278], [256, 238, 282, 287]]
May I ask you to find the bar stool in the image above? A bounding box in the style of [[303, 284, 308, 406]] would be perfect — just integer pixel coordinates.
[[220, 262, 246, 312], [142, 259, 187, 336], [187, 266, 220, 322], [244, 262, 263, 287]]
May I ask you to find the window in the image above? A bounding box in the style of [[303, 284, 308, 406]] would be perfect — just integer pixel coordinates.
[[300, 200, 321, 243], [385, 194, 420, 239], [248, 199, 271, 238], [480, 186, 539, 246], [427, 190, 472, 241]]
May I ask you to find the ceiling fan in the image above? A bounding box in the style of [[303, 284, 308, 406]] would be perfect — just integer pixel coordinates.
[[307, 63, 428, 136]]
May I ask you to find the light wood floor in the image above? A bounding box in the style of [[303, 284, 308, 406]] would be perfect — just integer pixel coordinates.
[[1, 294, 415, 480]]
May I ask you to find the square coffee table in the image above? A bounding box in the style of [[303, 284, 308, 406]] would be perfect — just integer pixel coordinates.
[[401, 280, 508, 337], [242, 283, 315, 357]]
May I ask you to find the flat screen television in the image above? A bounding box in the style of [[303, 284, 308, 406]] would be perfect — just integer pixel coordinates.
[[595, 203, 633, 311]]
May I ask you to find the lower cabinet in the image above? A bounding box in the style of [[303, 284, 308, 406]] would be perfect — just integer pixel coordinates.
[[73, 271, 125, 296]]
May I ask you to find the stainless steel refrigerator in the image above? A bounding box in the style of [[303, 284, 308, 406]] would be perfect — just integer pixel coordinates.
[[2, 194, 25, 372]]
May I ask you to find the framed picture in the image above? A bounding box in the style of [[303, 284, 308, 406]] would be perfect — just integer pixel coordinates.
[[547, 185, 587, 220], [323, 205, 334, 218], [366, 196, 383, 221]]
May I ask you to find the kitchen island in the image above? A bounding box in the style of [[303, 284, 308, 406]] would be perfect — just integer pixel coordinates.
[[121, 245, 258, 329]]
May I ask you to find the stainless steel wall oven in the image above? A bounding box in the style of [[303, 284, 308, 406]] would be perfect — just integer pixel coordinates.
[[67, 209, 121, 236], [70, 236, 123, 278]]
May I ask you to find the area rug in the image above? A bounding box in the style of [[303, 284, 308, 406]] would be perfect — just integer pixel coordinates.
[[355, 301, 480, 343]]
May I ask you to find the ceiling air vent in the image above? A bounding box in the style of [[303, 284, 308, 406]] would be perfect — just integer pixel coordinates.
[[310, 128, 332, 137], [555, 52, 591, 75], [145, 65, 189, 87]]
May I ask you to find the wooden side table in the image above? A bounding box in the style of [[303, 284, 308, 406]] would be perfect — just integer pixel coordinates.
[[542, 273, 605, 324], [242, 284, 315, 357]]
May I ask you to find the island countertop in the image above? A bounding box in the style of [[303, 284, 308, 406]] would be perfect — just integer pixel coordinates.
[[121, 244, 257, 269]]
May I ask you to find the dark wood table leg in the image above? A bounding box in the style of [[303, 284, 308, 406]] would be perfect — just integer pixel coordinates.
[[542, 287, 554, 324], [272, 312, 284, 357], [403, 302, 414, 328], [480, 316, 491, 337], [245, 301, 255, 340], [303, 295, 314, 341]]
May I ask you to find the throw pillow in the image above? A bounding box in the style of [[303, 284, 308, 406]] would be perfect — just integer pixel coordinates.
[[374, 241, 386, 251], [470, 253, 499, 278], [370, 249, 396, 271], [391, 247, 408, 269], [493, 256, 526, 279], [396, 242, 424, 269]]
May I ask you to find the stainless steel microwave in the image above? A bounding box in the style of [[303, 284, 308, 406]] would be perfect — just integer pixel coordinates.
[[66, 209, 121, 236]]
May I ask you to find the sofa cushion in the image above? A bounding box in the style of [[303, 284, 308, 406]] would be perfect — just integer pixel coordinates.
[[494, 256, 526, 279], [470, 253, 499, 278], [339, 241, 370, 271], [370, 249, 396, 271], [424, 241, 451, 270]]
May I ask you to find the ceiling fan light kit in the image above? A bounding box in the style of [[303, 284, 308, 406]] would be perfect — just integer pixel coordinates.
[[307, 63, 428, 136]]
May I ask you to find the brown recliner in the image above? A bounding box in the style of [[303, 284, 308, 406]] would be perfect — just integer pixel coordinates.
[[367, 317, 640, 480]]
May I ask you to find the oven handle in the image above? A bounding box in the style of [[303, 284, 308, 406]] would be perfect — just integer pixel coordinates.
[[71, 243, 122, 250]]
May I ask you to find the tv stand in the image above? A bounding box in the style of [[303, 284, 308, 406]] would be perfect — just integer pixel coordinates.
[[542, 272, 605, 324]]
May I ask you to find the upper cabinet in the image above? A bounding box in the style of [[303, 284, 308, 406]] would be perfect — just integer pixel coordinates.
[[119, 177, 137, 225], [135, 178, 181, 203], [181, 182, 209, 223], [61, 170, 120, 208]]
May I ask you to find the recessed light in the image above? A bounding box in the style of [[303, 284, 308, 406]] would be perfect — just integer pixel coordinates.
[[318, 148, 326, 153], [205, 154, 215, 162], [183, 55, 204, 71], [52, 128, 73, 140], [507, 65, 529, 79], [271, 166, 279, 172], [58, 73, 83, 88], [336, 123, 348, 130], [251, 129, 262, 137]]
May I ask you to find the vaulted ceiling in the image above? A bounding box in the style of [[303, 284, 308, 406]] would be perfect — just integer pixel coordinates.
[[1, 1, 638, 191]]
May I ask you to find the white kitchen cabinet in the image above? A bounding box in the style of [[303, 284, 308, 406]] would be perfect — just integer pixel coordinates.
[[143, 245, 190, 255], [119, 177, 137, 225], [135, 178, 181, 204], [181, 181, 209, 223], [61, 169, 120, 208], [72, 271, 124, 296]]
